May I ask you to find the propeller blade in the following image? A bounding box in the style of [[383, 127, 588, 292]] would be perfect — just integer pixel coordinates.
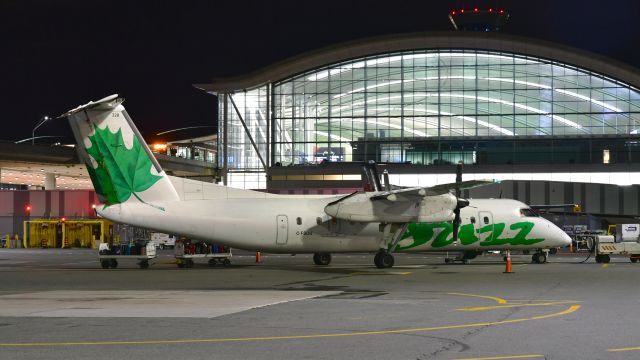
[[383, 170, 391, 191], [452, 161, 465, 242], [452, 208, 461, 240], [455, 162, 463, 198]]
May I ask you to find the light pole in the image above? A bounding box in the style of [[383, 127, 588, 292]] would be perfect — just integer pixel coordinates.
[[32, 116, 50, 145]]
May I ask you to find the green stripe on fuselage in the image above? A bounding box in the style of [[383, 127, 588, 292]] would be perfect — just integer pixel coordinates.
[[393, 221, 544, 251]]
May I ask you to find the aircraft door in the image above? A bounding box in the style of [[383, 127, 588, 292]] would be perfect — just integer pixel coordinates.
[[276, 215, 288, 245], [477, 211, 493, 241]]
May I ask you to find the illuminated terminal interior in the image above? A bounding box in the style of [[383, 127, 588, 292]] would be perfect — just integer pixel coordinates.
[[204, 34, 640, 189]]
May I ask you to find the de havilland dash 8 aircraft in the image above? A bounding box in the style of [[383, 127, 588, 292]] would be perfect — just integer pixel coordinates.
[[62, 95, 571, 268]]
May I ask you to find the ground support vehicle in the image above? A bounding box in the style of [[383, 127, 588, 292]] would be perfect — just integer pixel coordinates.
[[595, 236, 640, 263], [174, 241, 232, 268], [98, 241, 157, 269]]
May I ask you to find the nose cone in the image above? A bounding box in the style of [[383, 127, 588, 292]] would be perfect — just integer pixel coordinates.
[[557, 228, 572, 247], [548, 222, 572, 247]]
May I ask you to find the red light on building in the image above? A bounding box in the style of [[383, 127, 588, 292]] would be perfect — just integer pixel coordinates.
[[499, 9, 504, 14], [474, 7, 478, 12], [489, 8, 493, 12], [25, 204, 32, 214], [451, 10, 456, 15], [460, 8, 464, 13]]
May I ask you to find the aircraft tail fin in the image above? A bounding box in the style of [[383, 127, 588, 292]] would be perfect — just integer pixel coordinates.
[[62, 95, 180, 208]]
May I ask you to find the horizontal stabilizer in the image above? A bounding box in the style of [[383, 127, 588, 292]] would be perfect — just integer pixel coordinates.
[[59, 94, 120, 118]]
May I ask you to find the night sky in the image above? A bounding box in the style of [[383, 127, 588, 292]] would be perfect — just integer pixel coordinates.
[[3, 0, 640, 143]]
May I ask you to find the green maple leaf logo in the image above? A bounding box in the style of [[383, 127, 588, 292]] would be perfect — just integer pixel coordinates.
[[85, 125, 162, 207]]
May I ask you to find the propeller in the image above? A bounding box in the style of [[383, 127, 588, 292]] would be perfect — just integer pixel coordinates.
[[452, 162, 469, 241], [383, 169, 391, 191]]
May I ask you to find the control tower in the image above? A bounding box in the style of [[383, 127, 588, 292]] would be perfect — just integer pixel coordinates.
[[448, 6, 509, 31]]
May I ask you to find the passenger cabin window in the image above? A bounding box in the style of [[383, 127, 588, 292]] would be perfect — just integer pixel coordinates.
[[483, 216, 489, 224], [520, 208, 539, 217], [470, 216, 476, 224], [296, 217, 302, 225], [316, 217, 322, 225]]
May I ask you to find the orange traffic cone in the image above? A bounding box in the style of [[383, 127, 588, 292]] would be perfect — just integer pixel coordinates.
[[255, 251, 262, 263], [504, 250, 513, 274]]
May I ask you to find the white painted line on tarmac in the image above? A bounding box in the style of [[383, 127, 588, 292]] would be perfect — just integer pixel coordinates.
[[0, 290, 340, 318]]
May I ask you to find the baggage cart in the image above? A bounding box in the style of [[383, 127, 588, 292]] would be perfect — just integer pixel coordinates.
[[174, 240, 232, 268], [98, 241, 157, 269]]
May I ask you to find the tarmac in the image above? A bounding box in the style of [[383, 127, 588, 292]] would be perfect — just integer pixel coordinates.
[[0, 248, 639, 360]]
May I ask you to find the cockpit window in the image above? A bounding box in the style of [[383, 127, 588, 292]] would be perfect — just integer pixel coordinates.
[[520, 208, 539, 217]]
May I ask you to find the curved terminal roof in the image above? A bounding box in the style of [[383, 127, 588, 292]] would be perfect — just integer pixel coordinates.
[[195, 32, 640, 93], [206, 31, 640, 176]]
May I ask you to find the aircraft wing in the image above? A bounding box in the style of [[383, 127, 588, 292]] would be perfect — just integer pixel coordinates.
[[530, 204, 578, 210], [324, 180, 493, 223], [370, 180, 495, 201]]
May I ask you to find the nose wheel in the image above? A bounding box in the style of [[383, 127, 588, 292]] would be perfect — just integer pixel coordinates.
[[532, 251, 548, 264]]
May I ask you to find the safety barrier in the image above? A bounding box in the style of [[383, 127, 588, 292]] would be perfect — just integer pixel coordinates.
[[23, 219, 112, 249]]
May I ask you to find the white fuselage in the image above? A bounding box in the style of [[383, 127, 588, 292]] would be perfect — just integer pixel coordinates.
[[98, 178, 571, 253]]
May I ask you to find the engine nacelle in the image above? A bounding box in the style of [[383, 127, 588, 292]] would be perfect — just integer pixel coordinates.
[[324, 192, 457, 223]]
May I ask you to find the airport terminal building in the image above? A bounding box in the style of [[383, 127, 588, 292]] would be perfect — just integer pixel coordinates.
[[196, 32, 640, 216]]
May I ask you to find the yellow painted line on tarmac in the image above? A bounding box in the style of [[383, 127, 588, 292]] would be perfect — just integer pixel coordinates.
[[0, 305, 580, 347], [453, 354, 544, 360], [350, 271, 411, 276], [506, 299, 580, 303], [602, 264, 609, 268], [456, 301, 580, 312], [608, 346, 640, 352], [447, 292, 508, 304]]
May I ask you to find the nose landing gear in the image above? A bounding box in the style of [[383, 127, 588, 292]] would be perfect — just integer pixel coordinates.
[[532, 250, 548, 264]]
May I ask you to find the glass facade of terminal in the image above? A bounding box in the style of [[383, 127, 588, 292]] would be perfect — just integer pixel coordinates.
[[218, 49, 640, 188]]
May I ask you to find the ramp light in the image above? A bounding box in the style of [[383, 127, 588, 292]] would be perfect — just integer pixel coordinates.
[[152, 143, 168, 152]]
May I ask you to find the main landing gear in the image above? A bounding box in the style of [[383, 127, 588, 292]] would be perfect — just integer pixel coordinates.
[[313, 252, 332, 265], [373, 222, 407, 269], [374, 250, 395, 269]]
